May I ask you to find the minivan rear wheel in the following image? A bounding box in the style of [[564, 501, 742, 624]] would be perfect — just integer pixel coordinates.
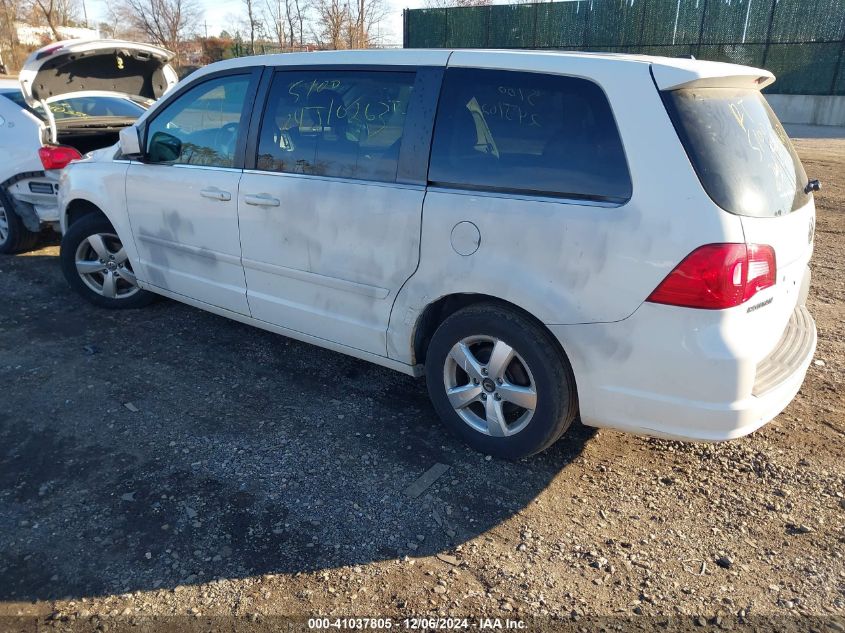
[[425, 303, 578, 459], [60, 214, 155, 309]]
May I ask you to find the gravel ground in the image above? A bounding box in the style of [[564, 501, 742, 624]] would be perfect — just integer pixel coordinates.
[[0, 140, 843, 631]]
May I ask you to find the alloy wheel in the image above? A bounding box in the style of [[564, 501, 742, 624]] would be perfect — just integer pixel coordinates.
[[442, 335, 537, 437], [74, 232, 139, 299]]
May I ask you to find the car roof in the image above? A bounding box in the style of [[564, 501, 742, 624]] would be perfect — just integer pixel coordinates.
[[184, 48, 774, 91]]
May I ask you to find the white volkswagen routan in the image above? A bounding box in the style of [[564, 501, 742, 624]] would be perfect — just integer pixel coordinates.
[[57, 50, 817, 459]]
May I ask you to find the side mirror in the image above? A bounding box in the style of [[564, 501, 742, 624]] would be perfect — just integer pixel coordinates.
[[148, 131, 182, 163], [118, 126, 142, 158]]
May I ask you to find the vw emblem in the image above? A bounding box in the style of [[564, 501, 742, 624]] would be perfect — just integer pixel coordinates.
[[809, 218, 815, 244]]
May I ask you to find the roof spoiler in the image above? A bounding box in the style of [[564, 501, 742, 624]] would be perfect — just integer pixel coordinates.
[[651, 59, 775, 91]]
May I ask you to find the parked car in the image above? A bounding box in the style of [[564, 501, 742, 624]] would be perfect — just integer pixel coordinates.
[[57, 50, 817, 459], [0, 39, 177, 253]]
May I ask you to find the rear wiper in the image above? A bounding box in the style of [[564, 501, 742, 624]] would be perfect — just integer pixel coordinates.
[[805, 179, 821, 194]]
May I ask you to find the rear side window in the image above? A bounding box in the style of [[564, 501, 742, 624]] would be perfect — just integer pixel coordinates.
[[429, 68, 631, 202], [256, 70, 415, 183], [663, 88, 810, 218]]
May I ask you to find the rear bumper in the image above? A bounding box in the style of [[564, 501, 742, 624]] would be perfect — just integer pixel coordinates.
[[7, 173, 60, 225], [549, 303, 816, 442]]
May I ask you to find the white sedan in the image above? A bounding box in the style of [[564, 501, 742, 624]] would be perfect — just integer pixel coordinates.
[[0, 39, 176, 253]]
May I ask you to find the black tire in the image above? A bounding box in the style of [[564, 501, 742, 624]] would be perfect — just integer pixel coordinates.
[[0, 189, 41, 254], [60, 213, 156, 309], [425, 303, 578, 460]]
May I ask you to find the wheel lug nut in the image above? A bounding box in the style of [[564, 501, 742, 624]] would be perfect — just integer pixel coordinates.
[[481, 368, 488, 376], [494, 393, 502, 401], [497, 378, 503, 385], [480, 393, 487, 400], [473, 379, 479, 385]]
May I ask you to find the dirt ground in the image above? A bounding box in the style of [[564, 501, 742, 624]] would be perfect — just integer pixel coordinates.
[[0, 139, 843, 631]]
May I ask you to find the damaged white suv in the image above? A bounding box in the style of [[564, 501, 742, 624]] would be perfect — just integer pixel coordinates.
[[0, 39, 176, 253], [57, 50, 817, 458]]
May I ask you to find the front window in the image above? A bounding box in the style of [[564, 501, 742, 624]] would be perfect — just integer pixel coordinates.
[[663, 88, 810, 218], [145, 74, 251, 168]]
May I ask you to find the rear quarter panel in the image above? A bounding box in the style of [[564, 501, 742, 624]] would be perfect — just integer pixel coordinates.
[[387, 52, 746, 365], [0, 97, 44, 183]]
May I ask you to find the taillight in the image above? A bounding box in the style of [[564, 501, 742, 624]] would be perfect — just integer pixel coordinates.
[[38, 145, 82, 170], [646, 243, 776, 309], [35, 44, 64, 60]]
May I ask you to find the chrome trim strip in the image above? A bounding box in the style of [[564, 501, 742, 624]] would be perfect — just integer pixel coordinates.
[[242, 257, 390, 299], [241, 169, 425, 191], [425, 185, 622, 208], [171, 164, 243, 173]]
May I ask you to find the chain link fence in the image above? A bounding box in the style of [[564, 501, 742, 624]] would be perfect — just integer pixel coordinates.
[[404, 0, 845, 95]]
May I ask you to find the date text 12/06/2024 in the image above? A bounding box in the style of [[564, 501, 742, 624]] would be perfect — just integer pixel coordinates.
[[307, 617, 528, 630]]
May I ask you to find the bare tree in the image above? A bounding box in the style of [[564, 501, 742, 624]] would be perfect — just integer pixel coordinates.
[[114, 0, 202, 62], [293, 0, 307, 47], [264, 0, 308, 50], [101, 6, 147, 40], [243, 0, 260, 54], [343, 0, 385, 48], [264, 0, 289, 48], [28, 0, 81, 40], [0, 0, 21, 70], [312, 0, 347, 49]]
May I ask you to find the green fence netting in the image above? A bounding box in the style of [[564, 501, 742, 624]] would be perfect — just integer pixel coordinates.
[[404, 0, 845, 94]]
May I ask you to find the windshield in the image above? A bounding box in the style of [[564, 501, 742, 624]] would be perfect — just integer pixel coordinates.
[[663, 87, 810, 218], [0, 91, 145, 121]]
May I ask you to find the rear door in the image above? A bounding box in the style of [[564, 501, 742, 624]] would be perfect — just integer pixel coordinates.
[[237, 67, 440, 355], [663, 86, 816, 352]]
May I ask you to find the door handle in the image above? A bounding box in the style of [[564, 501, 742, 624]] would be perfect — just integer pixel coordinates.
[[244, 193, 281, 207], [200, 188, 232, 202]]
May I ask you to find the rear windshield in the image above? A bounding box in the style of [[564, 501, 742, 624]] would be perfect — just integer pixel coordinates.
[[663, 88, 810, 218], [47, 96, 145, 120]]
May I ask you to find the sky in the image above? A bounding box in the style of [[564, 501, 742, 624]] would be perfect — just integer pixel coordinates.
[[85, 0, 429, 47]]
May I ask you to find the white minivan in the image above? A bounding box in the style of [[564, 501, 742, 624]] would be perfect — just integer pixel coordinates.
[[57, 50, 817, 459]]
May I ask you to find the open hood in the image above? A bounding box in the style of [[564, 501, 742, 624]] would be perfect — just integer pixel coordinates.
[[19, 39, 178, 107]]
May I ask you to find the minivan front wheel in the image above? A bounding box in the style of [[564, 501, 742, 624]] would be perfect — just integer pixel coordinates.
[[60, 214, 155, 309], [425, 304, 578, 459]]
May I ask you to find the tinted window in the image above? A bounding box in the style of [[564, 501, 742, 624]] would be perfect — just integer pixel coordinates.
[[664, 88, 810, 218], [429, 68, 631, 202], [256, 70, 415, 182], [1, 90, 43, 119], [146, 75, 250, 168]]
